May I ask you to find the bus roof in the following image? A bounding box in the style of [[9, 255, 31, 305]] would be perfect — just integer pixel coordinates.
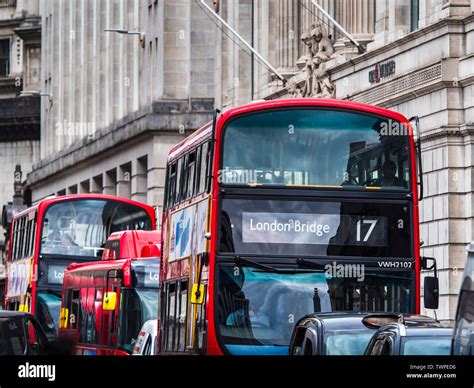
[[65, 257, 159, 274], [102, 230, 161, 260], [12, 194, 154, 220], [167, 98, 412, 162]]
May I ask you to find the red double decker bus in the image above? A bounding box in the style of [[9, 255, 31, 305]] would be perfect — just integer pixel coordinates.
[[158, 98, 434, 355], [4, 194, 156, 337]]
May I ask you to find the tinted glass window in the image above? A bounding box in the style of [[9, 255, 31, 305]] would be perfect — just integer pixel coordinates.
[[118, 288, 158, 353], [220, 198, 412, 258], [176, 158, 183, 204], [0, 317, 27, 355], [401, 336, 451, 355], [324, 331, 374, 355], [41, 200, 152, 258], [200, 142, 210, 194], [167, 162, 177, 208], [216, 265, 412, 355], [0, 39, 9, 76], [161, 280, 188, 353], [186, 152, 196, 199], [37, 292, 61, 336], [222, 108, 411, 190]]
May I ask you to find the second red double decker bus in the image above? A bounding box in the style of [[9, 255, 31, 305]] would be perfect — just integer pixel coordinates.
[[4, 194, 156, 337], [158, 98, 436, 356]]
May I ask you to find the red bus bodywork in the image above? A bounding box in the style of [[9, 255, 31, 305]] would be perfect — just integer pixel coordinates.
[[58, 230, 161, 355], [159, 98, 421, 356], [4, 194, 156, 337], [102, 230, 161, 260]]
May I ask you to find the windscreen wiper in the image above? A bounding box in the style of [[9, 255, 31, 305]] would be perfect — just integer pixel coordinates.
[[233, 256, 324, 275], [231, 256, 314, 274], [296, 258, 326, 271]]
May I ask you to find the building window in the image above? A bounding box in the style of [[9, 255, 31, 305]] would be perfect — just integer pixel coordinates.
[[0, 39, 10, 76], [411, 0, 419, 32]]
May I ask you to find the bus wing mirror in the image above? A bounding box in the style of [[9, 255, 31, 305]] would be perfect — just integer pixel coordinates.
[[191, 284, 205, 304], [420, 256, 437, 272], [103, 291, 117, 311], [421, 256, 439, 309], [424, 277, 439, 309]]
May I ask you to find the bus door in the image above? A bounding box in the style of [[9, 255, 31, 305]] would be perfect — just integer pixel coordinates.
[[103, 273, 121, 355], [187, 197, 210, 353]]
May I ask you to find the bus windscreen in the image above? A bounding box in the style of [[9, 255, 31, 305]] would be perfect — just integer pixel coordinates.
[[221, 108, 412, 190], [40, 199, 152, 258], [216, 265, 413, 354]]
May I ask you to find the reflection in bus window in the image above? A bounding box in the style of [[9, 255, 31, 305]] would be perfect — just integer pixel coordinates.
[[118, 289, 158, 353], [41, 200, 152, 258], [222, 109, 411, 190], [37, 292, 61, 336], [216, 265, 412, 354]]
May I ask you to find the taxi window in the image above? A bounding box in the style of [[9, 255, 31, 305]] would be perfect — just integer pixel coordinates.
[[0, 317, 27, 355]]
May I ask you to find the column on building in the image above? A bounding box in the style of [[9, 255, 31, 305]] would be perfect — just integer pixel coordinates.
[[15, 0, 40, 17], [67, 184, 78, 195], [79, 179, 90, 193], [90, 175, 103, 194], [219, 0, 233, 107], [163, 0, 190, 99], [219, 0, 254, 107], [419, 133, 469, 320], [253, 0, 271, 99], [131, 156, 148, 203], [275, 0, 299, 76], [116, 163, 131, 198], [332, 0, 375, 54], [103, 169, 117, 196], [404, 58, 468, 320], [441, 0, 472, 17], [296, 1, 375, 59], [190, 0, 216, 99], [369, 0, 411, 50]]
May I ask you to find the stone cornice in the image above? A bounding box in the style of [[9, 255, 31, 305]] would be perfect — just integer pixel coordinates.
[[27, 99, 214, 186], [328, 17, 469, 75], [419, 124, 474, 143]]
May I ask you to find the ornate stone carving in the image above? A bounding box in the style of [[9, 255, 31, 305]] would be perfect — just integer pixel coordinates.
[[290, 22, 336, 98], [287, 78, 303, 98]]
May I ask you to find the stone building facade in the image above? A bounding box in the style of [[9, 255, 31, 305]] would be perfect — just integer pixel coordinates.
[[0, 0, 41, 284], [27, 0, 216, 222]]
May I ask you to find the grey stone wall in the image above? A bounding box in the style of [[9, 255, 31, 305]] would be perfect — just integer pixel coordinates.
[[31, 0, 216, 216]]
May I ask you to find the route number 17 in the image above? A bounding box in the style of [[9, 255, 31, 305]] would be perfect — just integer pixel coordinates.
[[356, 219, 377, 242]]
